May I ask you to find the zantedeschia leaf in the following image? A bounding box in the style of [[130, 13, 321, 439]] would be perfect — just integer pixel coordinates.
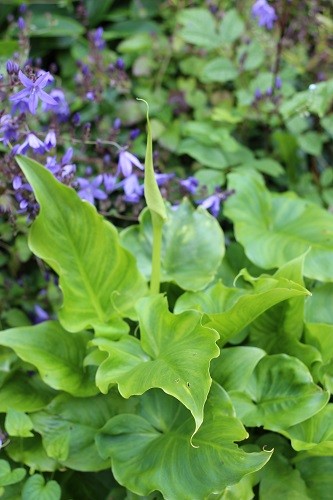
[[15, 155, 147, 331], [0, 321, 97, 397], [96, 387, 272, 498], [224, 170, 333, 281], [214, 351, 329, 430], [175, 269, 309, 342], [121, 199, 225, 291], [92, 294, 219, 436], [31, 392, 125, 471]]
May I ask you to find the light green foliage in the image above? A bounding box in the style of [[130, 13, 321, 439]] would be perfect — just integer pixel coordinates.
[[121, 199, 225, 291]]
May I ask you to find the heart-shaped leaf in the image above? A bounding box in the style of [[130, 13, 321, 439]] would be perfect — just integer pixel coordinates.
[[96, 386, 272, 498], [21, 474, 61, 500], [224, 170, 333, 281]]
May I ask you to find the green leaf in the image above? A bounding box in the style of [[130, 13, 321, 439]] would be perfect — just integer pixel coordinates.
[[258, 451, 310, 499], [5, 408, 33, 437], [21, 475, 61, 500], [0, 373, 55, 412], [96, 387, 272, 498], [175, 269, 309, 342], [249, 255, 321, 368], [305, 283, 333, 324], [121, 199, 224, 291], [224, 170, 333, 281], [178, 138, 229, 169], [31, 392, 124, 471], [281, 404, 333, 455], [219, 9, 245, 44], [0, 321, 97, 397], [296, 457, 333, 498], [29, 14, 84, 37], [178, 9, 220, 49], [215, 352, 329, 430], [0, 460, 25, 488], [6, 437, 58, 472], [92, 294, 219, 436], [297, 131, 324, 156], [0, 40, 19, 56], [15, 156, 147, 330], [200, 58, 238, 83]]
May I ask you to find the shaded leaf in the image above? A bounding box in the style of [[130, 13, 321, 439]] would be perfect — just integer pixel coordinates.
[[21, 474, 61, 500], [0, 460, 25, 488]]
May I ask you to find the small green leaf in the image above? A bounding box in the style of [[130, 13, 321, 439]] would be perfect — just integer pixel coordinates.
[[96, 387, 272, 498], [29, 14, 84, 37], [178, 9, 220, 49], [5, 408, 33, 438], [0, 460, 25, 488], [15, 155, 147, 331], [6, 437, 58, 472], [92, 294, 219, 436], [200, 58, 238, 83], [121, 199, 225, 291], [0, 321, 97, 396], [21, 474, 61, 500]]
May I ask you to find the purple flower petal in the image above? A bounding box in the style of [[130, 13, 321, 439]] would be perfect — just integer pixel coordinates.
[[18, 70, 33, 88]]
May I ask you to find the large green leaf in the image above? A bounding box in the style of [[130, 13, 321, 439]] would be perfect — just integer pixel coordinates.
[[296, 456, 333, 498], [224, 170, 333, 281], [121, 199, 224, 291], [96, 386, 272, 498], [282, 403, 333, 455], [31, 392, 124, 471], [91, 295, 219, 436], [175, 268, 309, 342], [214, 351, 329, 430], [16, 156, 147, 331], [0, 321, 97, 397]]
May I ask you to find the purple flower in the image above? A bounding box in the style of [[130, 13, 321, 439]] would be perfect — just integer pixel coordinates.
[[252, 0, 277, 29], [199, 193, 221, 217], [45, 156, 61, 175], [93, 27, 105, 50], [155, 173, 175, 186], [117, 150, 144, 177], [17, 17, 26, 30], [180, 176, 199, 194], [103, 173, 117, 193], [6, 60, 19, 75], [76, 175, 107, 204], [275, 76, 282, 89], [0, 114, 19, 144], [44, 129, 56, 150], [10, 70, 57, 114], [15, 132, 45, 155], [254, 88, 262, 100], [13, 175, 22, 190], [41, 89, 70, 121], [122, 174, 144, 203], [34, 305, 50, 324]]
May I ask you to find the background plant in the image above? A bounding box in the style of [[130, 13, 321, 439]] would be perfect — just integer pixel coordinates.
[[0, 0, 333, 498]]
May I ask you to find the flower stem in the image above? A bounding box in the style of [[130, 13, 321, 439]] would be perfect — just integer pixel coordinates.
[[150, 211, 163, 294]]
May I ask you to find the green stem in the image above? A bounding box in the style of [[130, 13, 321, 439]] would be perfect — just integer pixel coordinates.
[[150, 211, 163, 294]]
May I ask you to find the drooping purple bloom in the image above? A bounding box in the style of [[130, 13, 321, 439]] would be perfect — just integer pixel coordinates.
[[76, 175, 107, 204], [13, 175, 22, 190], [0, 114, 19, 144], [10, 70, 57, 114], [252, 0, 277, 29], [122, 174, 144, 203], [180, 176, 199, 194], [6, 60, 19, 75], [44, 129, 57, 150], [199, 193, 221, 217], [15, 132, 45, 155], [103, 173, 117, 193], [275, 76, 282, 89], [117, 150, 144, 177], [129, 128, 140, 140], [17, 17, 26, 30]]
